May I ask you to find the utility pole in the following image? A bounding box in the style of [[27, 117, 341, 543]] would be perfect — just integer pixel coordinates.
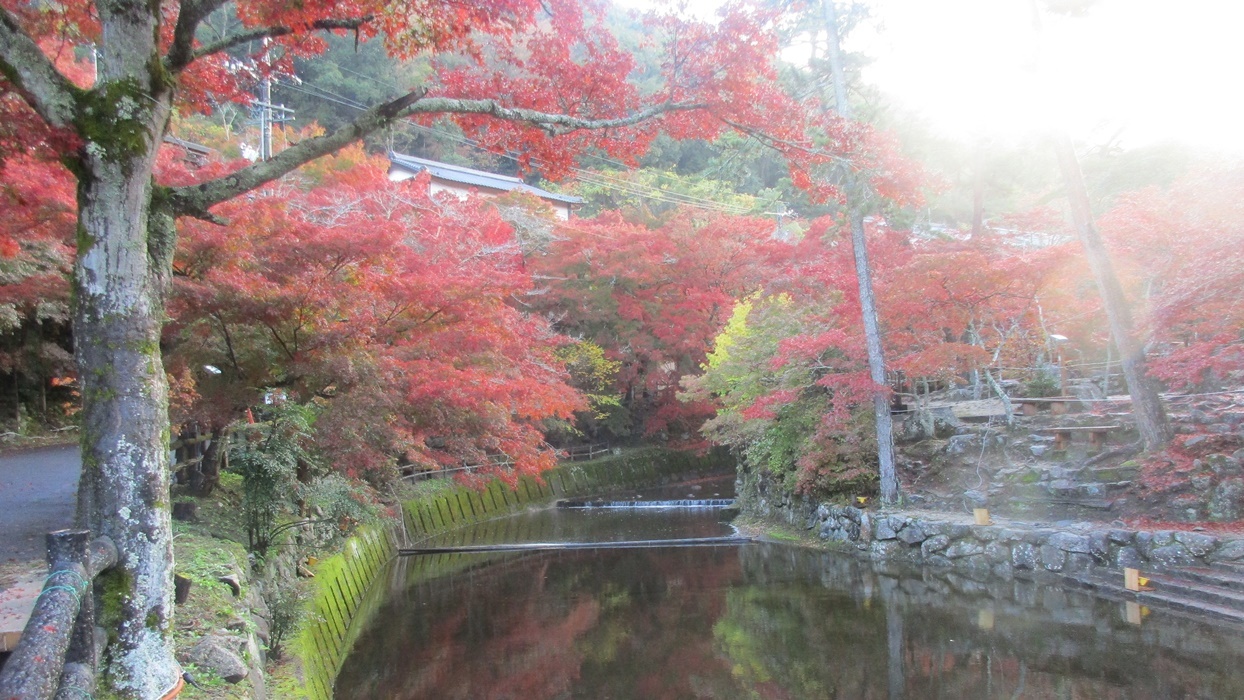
[[254, 40, 294, 161], [253, 80, 294, 161]]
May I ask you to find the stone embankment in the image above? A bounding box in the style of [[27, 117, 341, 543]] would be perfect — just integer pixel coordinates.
[[746, 472, 1244, 574]]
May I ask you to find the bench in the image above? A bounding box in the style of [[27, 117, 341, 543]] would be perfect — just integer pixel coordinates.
[[1013, 397, 1079, 416], [1033, 425, 1122, 451]]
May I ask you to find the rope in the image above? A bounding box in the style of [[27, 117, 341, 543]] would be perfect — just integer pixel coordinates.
[[48, 569, 89, 590], [36, 584, 81, 606]]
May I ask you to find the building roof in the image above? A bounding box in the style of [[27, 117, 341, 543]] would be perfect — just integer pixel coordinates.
[[388, 152, 583, 205]]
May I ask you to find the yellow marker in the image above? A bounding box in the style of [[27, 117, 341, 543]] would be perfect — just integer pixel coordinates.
[[856, 496, 868, 505]]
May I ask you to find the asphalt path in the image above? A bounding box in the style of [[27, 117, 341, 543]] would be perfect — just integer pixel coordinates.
[[0, 445, 80, 563]]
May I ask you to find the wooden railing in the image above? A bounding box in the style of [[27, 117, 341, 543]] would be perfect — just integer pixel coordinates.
[[564, 442, 611, 461], [0, 530, 119, 700]]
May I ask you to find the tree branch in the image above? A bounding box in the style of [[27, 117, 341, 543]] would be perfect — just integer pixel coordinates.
[[0, 7, 80, 129], [185, 17, 373, 67], [170, 93, 697, 216], [167, 0, 232, 71], [169, 88, 427, 215], [403, 97, 698, 135]]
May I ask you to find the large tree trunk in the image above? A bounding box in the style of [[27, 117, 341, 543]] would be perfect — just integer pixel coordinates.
[[823, 0, 899, 503], [1053, 134, 1171, 450], [74, 159, 181, 698], [70, 5, 181, 688]]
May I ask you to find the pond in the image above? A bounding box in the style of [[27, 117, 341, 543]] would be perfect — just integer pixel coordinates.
[[336, 477, 1244, 699]]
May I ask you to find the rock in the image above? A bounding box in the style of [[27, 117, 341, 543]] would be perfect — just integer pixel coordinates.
[[1064, 553, 1095, 572], [962, 490, 987, 508], [870, 540, 904, 559], [185, 635, 249, 684], [1174, 531, 1217, 558], [172, 501, 198, 522], [1047, 532, 1091, 554], [897, 523, 928, 545], [1107, 529, 1135, 545], [1210, 478, 1244, 522], [984, 541, 1011, 564], [1207, 454, 1243, 477], [921, 534, 951, 558], [1191, 474, 1214, 491], [251, 614, 271, 644], [1048, 479, 1077, 495], [1150, 544, 1195, 567], [947, 434, 978, 455], [875, 518, 899, 541], [218, 574, 242, 597], [1115, 546, 1144, 569], [1012, 543, 1039, 570], [1184, 435, 1208, 449], [1030, 444, 1048, 457], [944, 541, 985, 559], [1213, 539, 1244, 561], [1088, 532, 1110, 564], [1040, 544, 1066, 571]]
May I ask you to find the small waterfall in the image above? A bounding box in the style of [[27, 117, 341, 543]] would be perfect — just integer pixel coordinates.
[[557, 498, 736, 509]]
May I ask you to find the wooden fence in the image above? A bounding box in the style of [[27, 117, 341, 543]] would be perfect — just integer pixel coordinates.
[[0, 530, 122, 700]]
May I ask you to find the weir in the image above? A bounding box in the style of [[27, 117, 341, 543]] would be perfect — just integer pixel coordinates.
[[556, 498, 736, 509], [398, 534, 750, 555]]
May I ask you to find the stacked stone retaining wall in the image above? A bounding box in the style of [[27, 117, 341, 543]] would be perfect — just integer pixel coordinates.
[[741, 468, 1244, 577]]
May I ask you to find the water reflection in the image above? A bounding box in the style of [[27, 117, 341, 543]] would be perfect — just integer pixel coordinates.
[[337, 511, 1244, 699]]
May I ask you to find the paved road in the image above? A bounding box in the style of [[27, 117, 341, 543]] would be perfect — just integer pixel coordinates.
[[0, 445, 80, 563]]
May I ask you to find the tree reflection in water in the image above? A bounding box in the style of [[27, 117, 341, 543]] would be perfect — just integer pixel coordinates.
[[337, 526, 1244, 699]]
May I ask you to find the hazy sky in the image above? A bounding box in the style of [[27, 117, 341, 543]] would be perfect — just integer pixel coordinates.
[[850, 0, 1244, 152], [625, 0, 1244, 153]]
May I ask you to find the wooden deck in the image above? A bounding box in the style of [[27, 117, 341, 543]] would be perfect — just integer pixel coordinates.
[[0, 575, 41, 652]]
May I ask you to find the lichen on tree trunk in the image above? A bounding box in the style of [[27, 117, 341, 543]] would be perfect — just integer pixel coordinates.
[[73, 144, 181, 698]]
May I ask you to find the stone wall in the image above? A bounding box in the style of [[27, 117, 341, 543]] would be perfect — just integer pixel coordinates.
[[740, 468, 1244, 576]]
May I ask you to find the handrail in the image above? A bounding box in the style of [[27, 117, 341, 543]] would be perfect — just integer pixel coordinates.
[[0, 530, 119, 700], [564, 442, 610, 461]]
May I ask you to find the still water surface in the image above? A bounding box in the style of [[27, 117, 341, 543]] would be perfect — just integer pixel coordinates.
[[337, 481, 1244, 699]]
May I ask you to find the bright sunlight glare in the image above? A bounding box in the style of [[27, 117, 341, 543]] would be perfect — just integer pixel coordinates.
[[854, 0, 1244, 152], [626, 0, 1244, 153]]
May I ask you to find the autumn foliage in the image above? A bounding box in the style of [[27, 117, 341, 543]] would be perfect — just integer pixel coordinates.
[[166, 147, 583, 478]]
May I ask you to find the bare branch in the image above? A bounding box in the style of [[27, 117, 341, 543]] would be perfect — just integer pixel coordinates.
[[0, 7, 80, 129], [185, 17, 373, 67]]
